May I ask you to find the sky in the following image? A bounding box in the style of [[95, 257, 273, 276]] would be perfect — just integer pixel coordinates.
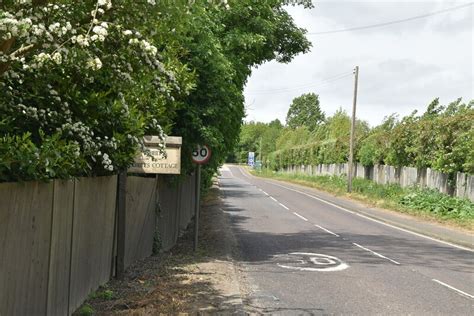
[[243, 0, 473, 127]]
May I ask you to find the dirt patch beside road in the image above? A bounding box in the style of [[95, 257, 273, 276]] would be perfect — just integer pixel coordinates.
[[76, 185, 242, 315]]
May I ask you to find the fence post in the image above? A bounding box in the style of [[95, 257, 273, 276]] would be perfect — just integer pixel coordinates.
[[116, 172, 127, 278]]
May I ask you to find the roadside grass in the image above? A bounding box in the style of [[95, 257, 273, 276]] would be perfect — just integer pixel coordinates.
[[76, 304, 94, 316], [88, 287, 115, 301], [251, 169, 474, 231]]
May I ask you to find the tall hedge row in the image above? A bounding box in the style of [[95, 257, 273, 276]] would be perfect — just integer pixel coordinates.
[[267, 99, 474, 175]]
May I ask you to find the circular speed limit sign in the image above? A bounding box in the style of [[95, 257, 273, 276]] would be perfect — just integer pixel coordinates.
[[192, 145, 211, 164]]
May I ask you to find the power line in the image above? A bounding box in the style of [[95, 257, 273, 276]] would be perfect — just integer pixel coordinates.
[[246, 73, 352, 95], [247, 71, 350, 93], [308, 2, 473, 35], [246, 72, 352, 95]]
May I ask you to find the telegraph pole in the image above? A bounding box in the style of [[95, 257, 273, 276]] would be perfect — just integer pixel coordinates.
[[347, 66, 359, 193], [259, 137, 263, 169]]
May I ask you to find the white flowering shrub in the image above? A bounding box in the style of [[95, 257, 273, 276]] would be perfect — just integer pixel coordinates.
[[0, 0, 193, 181], [1, 0, 312, 184]]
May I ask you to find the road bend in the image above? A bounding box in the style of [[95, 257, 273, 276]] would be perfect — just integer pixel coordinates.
[[218, 164, 474, 315]]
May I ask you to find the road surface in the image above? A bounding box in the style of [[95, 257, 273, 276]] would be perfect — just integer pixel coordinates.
[[218, 165, 474, 315]]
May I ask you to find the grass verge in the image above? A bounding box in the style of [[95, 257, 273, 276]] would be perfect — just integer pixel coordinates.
[[251, 169, 474, 231]]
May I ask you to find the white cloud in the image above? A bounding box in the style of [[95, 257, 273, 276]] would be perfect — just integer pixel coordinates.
[[243, 0, 473, 126]]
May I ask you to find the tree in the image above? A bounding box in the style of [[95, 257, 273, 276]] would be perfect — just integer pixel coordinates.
[[357, 114, 398, 166], [0, 0, 192, 181], [286, 93, 325, 131], [0, 0, 313, 184], [172, 0, 312, 185], [233, 119, 284, 164]]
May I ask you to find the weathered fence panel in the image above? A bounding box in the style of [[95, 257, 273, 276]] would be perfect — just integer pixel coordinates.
[[178, 174, 195, 234], [1, 173, 199, 315], [456, 173, 474, 201], [157, 177, 180, 251], [124, 176, 157, 268], [68, 176, 117, 314], [399, 167, 418, 187], [0, 182, 54, 316], [283, 163, 473, 202], [355, 164, 365, 179], [47, 180, 75, 316], [426, 168, 451, 195]]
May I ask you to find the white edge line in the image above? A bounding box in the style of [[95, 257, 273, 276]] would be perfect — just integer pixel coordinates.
[[267, 181, 473, 252], [238, 167, 251, 178], [293, 212, 308, 221], [432, 279, 474, 299], [315, 224, 340, 237], [278, 202, 289, 210], [270, 196, 278, 202], [261, 190, 269, 196], [353, 242, 400, 265]]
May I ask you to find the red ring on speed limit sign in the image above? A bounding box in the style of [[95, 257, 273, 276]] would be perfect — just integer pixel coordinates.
[[192, 145, 211, 164]]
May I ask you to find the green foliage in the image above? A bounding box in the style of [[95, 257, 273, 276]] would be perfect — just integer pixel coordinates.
[[233, 119, 284, 163], [358, 115, 397, 166], [1, 1, 312, 184], [276, 126, 311, 150], [400, 189, 474, 220], [1, 1, 192, 181], [0, 132, 86, 182], [169, 0, 312, 184], [76, 304, 94, 316], [88, 288, 115, 301], [286, 93, 325, 131], [266, 98, 473, 175], [267, 109, 369, 170]]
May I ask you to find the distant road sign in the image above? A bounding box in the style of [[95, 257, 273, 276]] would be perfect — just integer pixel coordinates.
[[248, 152, 255, 167], [192, 145, 211, 164]]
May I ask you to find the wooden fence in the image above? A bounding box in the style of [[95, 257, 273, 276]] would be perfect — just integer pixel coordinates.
[[0, 173, 196, 315], [284, 163, 474, 202]]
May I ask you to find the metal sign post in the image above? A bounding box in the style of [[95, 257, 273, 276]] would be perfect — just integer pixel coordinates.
[[192, 145, 211, 251], [194, 164, 201, 252]]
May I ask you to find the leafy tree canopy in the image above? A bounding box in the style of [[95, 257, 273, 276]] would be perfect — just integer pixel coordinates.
[[286, 93, 325, 131], [0, 0, 312, 183]]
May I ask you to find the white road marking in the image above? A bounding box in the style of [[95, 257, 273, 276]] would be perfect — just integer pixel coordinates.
[[238, 167, 251, 179], [279, 203, 289, 210], [261, 190, 269, 196], [270, 196, 278, 202], [293, 212, 308, 221], [276, 252, 349, 272], [315, 224, 340, 237], [220, 165, 234, 177], [432, 279, 474, 299], [269, 181, 356, 213], [266, 181, 473, 252], [353, 242, 401, 265]]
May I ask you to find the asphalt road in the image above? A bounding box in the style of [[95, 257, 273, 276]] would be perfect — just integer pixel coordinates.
[[218, 165, 474, 315]]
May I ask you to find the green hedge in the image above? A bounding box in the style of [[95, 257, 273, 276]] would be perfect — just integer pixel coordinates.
[[267, 99, 473, 175]]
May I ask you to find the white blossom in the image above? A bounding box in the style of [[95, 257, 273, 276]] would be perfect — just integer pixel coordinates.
[[86, 57, 102, 70]]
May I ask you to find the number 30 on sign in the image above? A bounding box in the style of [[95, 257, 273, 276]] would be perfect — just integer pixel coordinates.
[[192, 145, 211, 164]]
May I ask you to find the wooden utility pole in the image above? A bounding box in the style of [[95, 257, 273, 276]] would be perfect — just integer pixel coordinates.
[[347, 66, 359, 193], [259, 137, 263, 168]]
